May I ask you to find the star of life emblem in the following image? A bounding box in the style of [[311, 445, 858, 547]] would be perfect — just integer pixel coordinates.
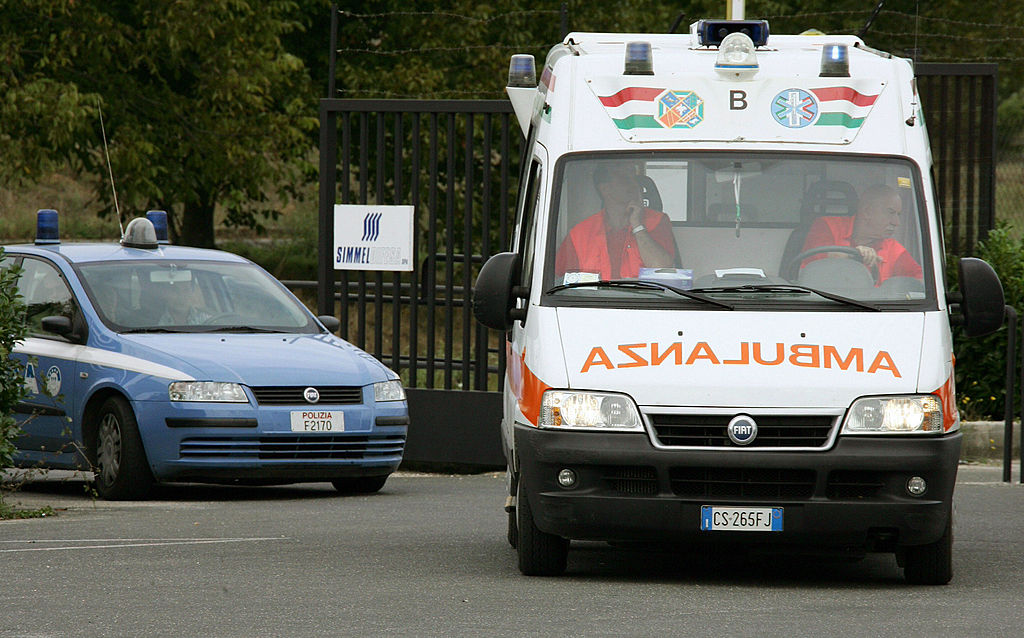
[[772, 88, 819, 128], [656, 90, 704, 129]]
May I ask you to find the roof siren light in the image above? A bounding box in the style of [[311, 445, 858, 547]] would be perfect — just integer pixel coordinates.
[[34, 209, 60, 245], [696, 19, 770, 47], [820, 43, 850, 77], [714, 32, 759, 78], [146, 210, 170, 244], [120, 217, 160, 250], [507, 54, 537, 88], [623, 41, 654, 75]]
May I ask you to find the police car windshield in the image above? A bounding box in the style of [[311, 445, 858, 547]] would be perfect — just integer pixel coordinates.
[[546, 153, 933, 308], [77, 260, 318, 333]]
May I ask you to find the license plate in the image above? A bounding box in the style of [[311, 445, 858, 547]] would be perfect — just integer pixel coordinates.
[[290, 410, 344, 432], [700, 506, 783, 532]]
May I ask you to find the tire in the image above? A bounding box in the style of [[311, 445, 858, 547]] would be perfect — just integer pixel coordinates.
[[332, 475, 388, 494], [507, 470, 518, 548], [902, 512, 953, 585], [92, 396, 154, 500], [516, 480, 568, 576]]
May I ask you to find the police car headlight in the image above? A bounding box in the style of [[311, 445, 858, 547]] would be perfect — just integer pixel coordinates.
[[374, 380, 406, 402], [168, 381, 248, 403], [841, 395, 944, 435], [539, 390, 643, 431]]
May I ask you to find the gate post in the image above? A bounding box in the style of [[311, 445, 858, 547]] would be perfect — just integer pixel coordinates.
[[318, 102, 338, 318]]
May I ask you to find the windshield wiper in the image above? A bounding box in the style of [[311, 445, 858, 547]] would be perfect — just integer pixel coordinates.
[[120, 327, 185, 334], [546, 279, 734, 310], [193, 325, 283, 334], [689, 284, 881, 311]]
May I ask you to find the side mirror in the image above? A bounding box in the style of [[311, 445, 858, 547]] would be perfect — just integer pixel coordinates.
[[473, 252, 524, 331], [318, 315, 341, 333], [956, 257, 1005, 337], [41, 315, 79, 342]]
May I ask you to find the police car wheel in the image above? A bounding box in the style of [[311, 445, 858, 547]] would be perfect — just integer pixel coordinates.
[[902, 512, 953, 585], [331, 475, 388, 494], [92, 396, 154, 500], [516, 479, 568, 576]]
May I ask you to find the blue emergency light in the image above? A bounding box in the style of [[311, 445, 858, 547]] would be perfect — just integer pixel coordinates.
[[696, 19, 769, 47], [507, 54, 537, 87], [34, 209, 60, 245], [820, 44, 850, 77], [146, 210, 170, 244], [624, 41, 654, 75]]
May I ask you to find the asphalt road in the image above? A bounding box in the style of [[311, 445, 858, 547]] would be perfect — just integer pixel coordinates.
[[1, 464, 1023, 637]]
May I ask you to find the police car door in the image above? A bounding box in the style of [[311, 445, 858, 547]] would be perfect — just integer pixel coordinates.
[[11, 256, 82, 458]]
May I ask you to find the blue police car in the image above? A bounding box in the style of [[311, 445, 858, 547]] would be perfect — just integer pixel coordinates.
[[2, 210, 408, 499]]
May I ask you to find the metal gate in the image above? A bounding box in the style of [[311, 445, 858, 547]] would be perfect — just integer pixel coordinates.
[[316, 66, 997, 467]]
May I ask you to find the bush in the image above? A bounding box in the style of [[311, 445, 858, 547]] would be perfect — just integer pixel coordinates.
[[951, 224, 1024, 420], [0, 249, 28, 473]]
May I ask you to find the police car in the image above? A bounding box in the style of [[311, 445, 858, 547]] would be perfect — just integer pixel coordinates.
[[2, 210, 408, 499]]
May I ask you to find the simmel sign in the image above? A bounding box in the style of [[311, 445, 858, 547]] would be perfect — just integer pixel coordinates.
[[333, 204, 414, 272]]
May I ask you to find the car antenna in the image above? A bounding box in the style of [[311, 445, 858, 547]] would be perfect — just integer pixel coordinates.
[[97, 98, 125, 238]]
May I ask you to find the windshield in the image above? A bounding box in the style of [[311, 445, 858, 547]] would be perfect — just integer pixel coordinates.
[[545, 153, 933, 309], [77, 260, 318, 333]]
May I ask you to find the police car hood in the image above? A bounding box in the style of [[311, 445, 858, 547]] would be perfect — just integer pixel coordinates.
[[117, 333, 394, 386], [556, 308, 924, 408]]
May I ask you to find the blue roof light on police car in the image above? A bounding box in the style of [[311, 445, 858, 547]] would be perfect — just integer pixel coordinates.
[[146, 210, 170, 244], [623, 41, 654, 75], [820, 43, 850, 77], [507, 54, 537, 88], [34, 209, 60, 245], [714, 32, 759, 78], [120, 217, 160, 249]]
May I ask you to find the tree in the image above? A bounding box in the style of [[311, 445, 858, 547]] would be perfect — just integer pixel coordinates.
[[0, 250, 27, 479], [0, 0, 318, 247]]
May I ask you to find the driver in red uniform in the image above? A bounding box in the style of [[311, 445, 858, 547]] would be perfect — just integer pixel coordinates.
[[800, 183, 922, 284], [555, 163, 677, 281]]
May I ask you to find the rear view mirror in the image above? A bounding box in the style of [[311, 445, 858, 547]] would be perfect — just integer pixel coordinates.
[[956, 257, 1005, 337]]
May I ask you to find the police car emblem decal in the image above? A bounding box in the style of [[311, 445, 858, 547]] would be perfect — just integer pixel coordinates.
[[727, 415, 758, 446], [303, 387, 320, 404], [771, 88, 819, 128], [656, 90, 704, 129], [45, 365, 62, 396]]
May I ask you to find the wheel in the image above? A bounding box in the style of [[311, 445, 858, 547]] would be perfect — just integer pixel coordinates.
[[92, 396, 154, 500], [331, 475, 388, 494], [902, 512, 953, 585], [516, 479, 568, 576], [783, 245, 863, 280]]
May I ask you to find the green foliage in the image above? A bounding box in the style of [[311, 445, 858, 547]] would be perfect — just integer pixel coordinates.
[[951, 224, 1024, 420], [0, 249, 28, 475]]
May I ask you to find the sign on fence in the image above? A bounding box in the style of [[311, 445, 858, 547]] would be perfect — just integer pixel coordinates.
[[333, 204, 414, 271]]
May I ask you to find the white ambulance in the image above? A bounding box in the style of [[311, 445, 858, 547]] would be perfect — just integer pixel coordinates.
[[473, 20, 1005, 584]]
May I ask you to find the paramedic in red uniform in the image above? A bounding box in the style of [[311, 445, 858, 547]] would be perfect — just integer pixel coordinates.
[[800, 183, 923, 284], [555, 163, 677, 280]]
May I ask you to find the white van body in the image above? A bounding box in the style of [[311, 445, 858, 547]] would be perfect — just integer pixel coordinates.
[[474, 21, 1004, 584]]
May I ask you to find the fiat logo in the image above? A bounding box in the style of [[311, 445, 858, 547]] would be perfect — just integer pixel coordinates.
[[303, 387, 320, 404], [727, 415, 758, 446]]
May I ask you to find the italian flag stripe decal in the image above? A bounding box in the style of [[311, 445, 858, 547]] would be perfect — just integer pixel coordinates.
[[598, 87, 664, 108], [811, 86, 879, 129]]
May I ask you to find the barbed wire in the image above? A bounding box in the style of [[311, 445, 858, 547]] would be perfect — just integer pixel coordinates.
[[337, 43, 550, 56], [881, 10, 1024, 32], [337, 89, 506, 99], [337, 9, 560, 23], [869, 28, 1024, 43]]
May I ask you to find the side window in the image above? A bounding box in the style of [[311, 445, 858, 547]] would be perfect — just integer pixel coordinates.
[[18, 258, 75, 337], [518, 160, 543, 288]]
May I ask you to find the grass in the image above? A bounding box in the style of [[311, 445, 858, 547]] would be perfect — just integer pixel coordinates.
[[0, 499, 56, 520]]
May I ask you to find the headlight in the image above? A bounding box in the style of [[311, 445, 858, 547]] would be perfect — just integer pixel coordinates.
[[539, 390, 643, 431], [168, 381, 248, 403], [374, 380, 406, 402], [841, 395, 944, 435]]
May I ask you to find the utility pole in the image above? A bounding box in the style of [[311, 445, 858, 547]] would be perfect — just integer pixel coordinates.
[[727, 0, 745, 20]]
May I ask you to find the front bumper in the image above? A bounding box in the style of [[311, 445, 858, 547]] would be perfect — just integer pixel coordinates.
[[515, 424, 960, 549]]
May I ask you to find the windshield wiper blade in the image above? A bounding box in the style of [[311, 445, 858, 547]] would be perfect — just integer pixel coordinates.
[[119, 327, 184, 334], [689, 284, 881, 311], [194, 325, 283, 333], [546, 279, 734, 310]]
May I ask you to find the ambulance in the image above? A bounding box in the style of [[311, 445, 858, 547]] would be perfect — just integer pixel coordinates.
[[473, 20, 1005, 584]]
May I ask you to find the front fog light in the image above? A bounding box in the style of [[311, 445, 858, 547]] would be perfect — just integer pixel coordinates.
[[842, 395, 943, 434], [374, 380, 406, 402], [906, 476, 927, 496], [539, 390, 643, 431], [557, 469, 577, 488], [168, 381, 248, 403]]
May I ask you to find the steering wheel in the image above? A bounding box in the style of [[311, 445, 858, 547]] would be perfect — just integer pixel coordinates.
[[783, 245, 863, 281]]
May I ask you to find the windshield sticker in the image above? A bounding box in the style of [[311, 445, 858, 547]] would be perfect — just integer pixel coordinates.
[[596, 87, 704, 130], [580, 341, 901, 378]]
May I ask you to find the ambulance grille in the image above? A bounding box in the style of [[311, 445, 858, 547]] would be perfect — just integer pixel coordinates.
[[249, 386, 363, 405], [649, 414, 835, 448], [669, 467, 816, 500], [179, 434, 405, 460], [600, 466, 659, 496], [826, 470, 887, 499]]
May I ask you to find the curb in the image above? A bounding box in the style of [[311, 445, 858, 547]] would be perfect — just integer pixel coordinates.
[[961, 421, 1022, 462]]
